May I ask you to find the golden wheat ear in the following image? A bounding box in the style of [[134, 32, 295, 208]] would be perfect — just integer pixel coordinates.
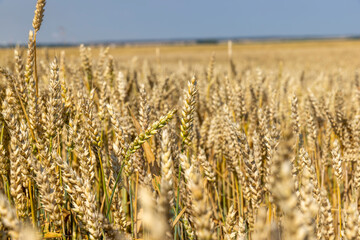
[[32, 0, 46, 33]]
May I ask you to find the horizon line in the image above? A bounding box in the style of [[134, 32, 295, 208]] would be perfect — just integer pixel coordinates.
[[1, 33, 360, 48]]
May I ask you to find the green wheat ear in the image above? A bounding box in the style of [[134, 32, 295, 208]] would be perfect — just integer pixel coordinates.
[[123, 109, 177, 176]]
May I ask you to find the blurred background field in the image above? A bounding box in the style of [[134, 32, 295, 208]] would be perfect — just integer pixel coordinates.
[[3, 39, 360, 69]]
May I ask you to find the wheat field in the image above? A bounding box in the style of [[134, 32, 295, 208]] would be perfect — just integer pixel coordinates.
[[1, 1, 360, 240]]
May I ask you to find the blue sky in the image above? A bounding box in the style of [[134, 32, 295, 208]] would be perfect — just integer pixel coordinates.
[[1, 0, 360, 44]]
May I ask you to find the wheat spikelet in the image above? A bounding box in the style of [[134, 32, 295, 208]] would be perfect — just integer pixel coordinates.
[[32, 159, 62, 228], [0, 142, 8, 178], [198, 148, 216, 183], [54, 153, 101, 239], [45, 58, 64, 139], [14, 50, 27, 106], [332, 139, 343, 185], [223, 205, 237, 240], [32, 0, 46, 32], [161, 129, 175, 208], [318, 189, 335, 240], [237, 216, 247, 240], [291, 94, 301, 136], [186, 166, 213, 240], [299, 148, 320, 203], [181, 76, 197, 147], [24, 31, 35, 84], [80, 44, 93, 90], [299, 167, 318, 238]]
